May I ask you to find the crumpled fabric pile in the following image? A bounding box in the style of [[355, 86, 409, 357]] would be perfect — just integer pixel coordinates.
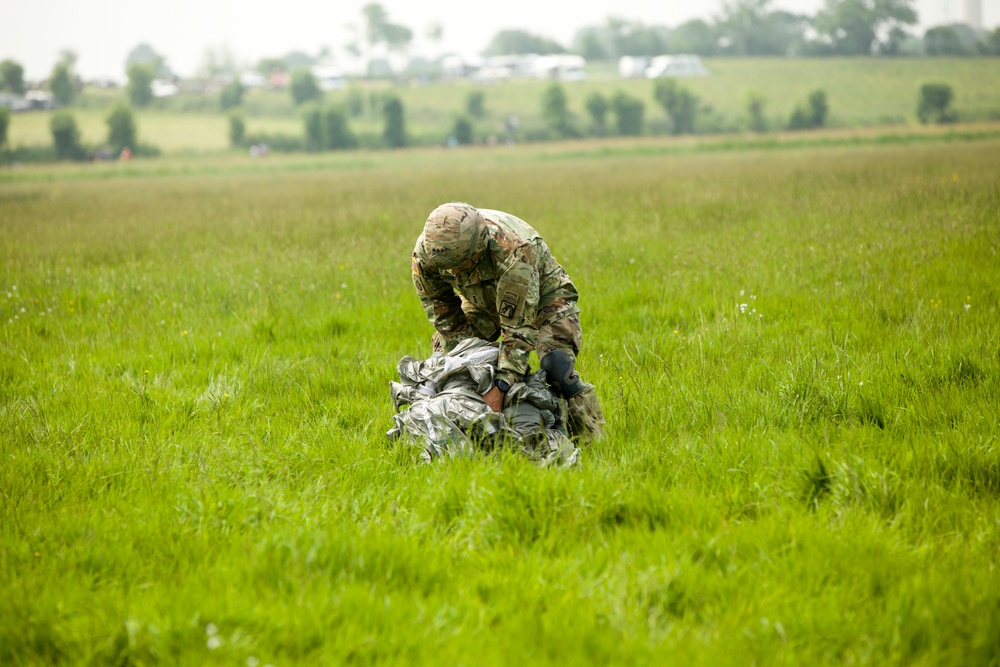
[[387, 338, 579, 467]]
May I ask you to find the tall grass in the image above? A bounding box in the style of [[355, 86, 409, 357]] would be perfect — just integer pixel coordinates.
[[1, 138, 998, 665]]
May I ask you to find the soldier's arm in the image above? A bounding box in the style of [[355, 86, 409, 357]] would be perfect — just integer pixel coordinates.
[[494, 244, 542, 381], [412, 256, 471, 350]]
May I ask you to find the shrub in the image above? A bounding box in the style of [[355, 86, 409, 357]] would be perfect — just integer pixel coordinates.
[[50, 110, 84, 160], [50, 62, 75, 106], [917, 83, 955, 124], [228, 112, 245, 147], [0, 107, 9, 148], [788, 106, 812, 130], [322, 106, 356, 150], [745, 92, 767, 133], [466, 91, 485, 118], [611, 91, 644, 136], [451, 115, 473, 145], [106, 103, 137, 153], [302, 103, 323, 151], [585, 92, 608, 135], [382, 94, 407, 148], [788, 89, 829, 131], [220, 79, 244, 111], [290, 68, 322, 106], [808, 89, 828, 128], [126, 64, 155, 108], [541, 83, 575, 138], [653, 79, 698, 135]]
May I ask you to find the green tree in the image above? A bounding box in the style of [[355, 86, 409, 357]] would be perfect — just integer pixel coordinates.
[[451, 115, 473, 145], [917, 83, 955, 124], [1, 60, 26, 95], [323, 106, 356, 150], [611, 91, 644, 136], [0, 107, 10, 148], [808, 89, 829, 127], [653, 79, 699, 134], [220, 79, 244, 111], [125, 43, 170, 78], [577, 32, 607, 60], [49, 61, 76, 106], [484, 29, 567, 55], [50, 111, 84, 160], [466, 91, 485, 118], [290, 68, 322, 106], [745, 91, 767, 132], [228, 112, 245, 147], [602, 17, 670, 57], [106, 103, 137, 152], [671, 19, 721, 55], [814, 0, 917, 55], [585, 92, 609, 135], [382, 94, 407, 148], [126, 64, 155, 107], [788, 89, 829, 130], [541, 83, 575, 138], [987, 27, 1000, 55], [362, 3, 413, 56], [302, 103, 323, 151]]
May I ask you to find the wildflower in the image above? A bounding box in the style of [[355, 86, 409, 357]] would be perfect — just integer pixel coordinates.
[[182, 330, 189, 335]]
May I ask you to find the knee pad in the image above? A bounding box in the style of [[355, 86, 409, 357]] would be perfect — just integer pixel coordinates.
[[540, 349, 586, 398]]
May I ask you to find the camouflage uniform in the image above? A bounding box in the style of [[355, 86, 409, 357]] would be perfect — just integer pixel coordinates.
[[412, 205, 604, 440]]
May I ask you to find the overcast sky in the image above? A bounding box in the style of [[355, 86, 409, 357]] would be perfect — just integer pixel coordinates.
[[4, 0, 998, 80]]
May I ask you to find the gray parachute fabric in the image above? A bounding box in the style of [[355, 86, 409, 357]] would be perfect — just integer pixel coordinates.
[[387, 338, 579, 467]]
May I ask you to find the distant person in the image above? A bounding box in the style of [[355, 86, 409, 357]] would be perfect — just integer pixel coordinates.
[[119, 146, 132, 161], [410, 202, 604, 441]]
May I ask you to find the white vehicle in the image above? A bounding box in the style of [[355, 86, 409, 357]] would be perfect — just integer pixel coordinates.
[[312, 65, 346, 91], [151, 80, 179, 97], [618, 56, 649, 79], [644, 55, 709, 78], [532, 54, 586, 82]]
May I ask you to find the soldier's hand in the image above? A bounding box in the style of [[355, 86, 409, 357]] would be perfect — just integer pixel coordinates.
[[483, 385, 504, 413]]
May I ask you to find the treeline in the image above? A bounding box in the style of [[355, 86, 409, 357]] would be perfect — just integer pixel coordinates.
[[488, 0, 1000, 58]]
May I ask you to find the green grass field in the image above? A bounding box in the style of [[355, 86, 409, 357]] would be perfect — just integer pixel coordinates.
[[5, 57, 1000, 153], [1, 134, 999, 665]]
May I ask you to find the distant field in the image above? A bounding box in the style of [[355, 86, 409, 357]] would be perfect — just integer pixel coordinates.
[[1, 136, 998, 664], [4, 57, 1000, 154]]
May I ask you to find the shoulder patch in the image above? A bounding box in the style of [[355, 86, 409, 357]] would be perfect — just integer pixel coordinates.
[[498, 286, 526, 325]]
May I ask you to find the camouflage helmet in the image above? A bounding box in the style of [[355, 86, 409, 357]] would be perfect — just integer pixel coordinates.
[[420, 202, 487, 270]]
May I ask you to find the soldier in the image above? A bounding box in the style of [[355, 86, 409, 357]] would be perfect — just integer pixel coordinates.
[[411, 202, 605, 441]]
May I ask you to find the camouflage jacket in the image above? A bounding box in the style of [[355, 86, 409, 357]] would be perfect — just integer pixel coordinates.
[[411, 209, 579, 379]]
